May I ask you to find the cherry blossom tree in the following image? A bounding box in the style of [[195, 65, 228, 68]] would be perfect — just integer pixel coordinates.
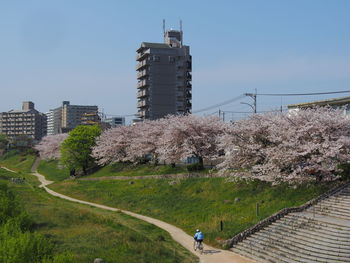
[[92, 115, 227, 166], [128, 119, 168, 163], [91, 125, 139, 165], [218, 107, 350, 183], [34, 134, 68, 160], [156, 115, 228, 165]]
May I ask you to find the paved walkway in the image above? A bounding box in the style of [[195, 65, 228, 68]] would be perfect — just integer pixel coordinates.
[[2, 165, 256, 263], [0, 166, 17, 173]]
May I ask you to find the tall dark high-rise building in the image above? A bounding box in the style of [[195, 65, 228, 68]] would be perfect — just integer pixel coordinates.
[[136, 24, 192, 120]]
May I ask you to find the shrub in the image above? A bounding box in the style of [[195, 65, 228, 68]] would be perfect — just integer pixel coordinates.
[[187, 163, 204, 172], [338, 163, 350, 181]]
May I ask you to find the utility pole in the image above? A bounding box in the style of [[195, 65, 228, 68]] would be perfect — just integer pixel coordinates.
[[243, 90, 257, 113]]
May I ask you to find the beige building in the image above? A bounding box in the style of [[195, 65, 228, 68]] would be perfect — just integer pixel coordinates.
[[81, 112, 101, 126], [47, 101, 98, 134], [136, 27, 192, 120], [0, 101, 47, 141]]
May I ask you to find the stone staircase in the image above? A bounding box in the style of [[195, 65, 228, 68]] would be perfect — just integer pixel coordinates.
[[231, 184, 350, 263]]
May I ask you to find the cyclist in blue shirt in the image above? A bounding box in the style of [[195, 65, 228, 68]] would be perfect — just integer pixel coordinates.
[[194, 229, 204, 244]]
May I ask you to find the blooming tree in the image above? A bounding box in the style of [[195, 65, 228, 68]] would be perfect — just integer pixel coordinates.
[[156, 115, 228, 165], [34, 134, 68, 160], [218, 107, 350, 182], [128, 119, 168, 163], [91, 125, 139, 165]]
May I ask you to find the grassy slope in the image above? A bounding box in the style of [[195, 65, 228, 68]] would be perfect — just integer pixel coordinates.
[[37, 160, 210, 180], [0, 151, 35, 172], [2, 155, 336, 248], [51, 177, 335, 247], [37, 160, 70, 182], [0, 168, 197, 263], [88, 162, 189, 178]]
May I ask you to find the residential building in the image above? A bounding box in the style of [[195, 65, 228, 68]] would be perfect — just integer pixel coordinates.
[[288, 96, 350, 115], [47, 101, 98, 134], [0, 101, 47, 141], [105, 117, 125, 127], [136, 26, 192, 120], [81, 112, 101, 126]]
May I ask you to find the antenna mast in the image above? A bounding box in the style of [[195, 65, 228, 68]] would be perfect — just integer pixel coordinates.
[[180, 19, 183, 46], [163, 19, 166, 41]]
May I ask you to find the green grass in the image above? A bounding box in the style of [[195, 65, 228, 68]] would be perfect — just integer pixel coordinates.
[[37, 160, 70, 182], [37, 160, 212, 181], [0, 151, 35, 173], [50, 177, 335, 247], [88, 162, 189, 178], [0, 168, 197, 263]]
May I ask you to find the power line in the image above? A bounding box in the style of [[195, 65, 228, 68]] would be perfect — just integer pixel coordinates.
[[192, 95, 245, 113], [257, 90, 350, 96]]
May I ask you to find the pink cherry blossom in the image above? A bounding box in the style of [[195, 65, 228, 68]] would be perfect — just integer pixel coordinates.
[[34, 134, 68, 160]]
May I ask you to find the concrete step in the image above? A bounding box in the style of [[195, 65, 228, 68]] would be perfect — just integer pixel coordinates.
[[235, 240, 302, 263], [278, 217, 350, 241], [284, 215, 350, 235], [232, 245, 289, 263], [287, 214, 350, 234], [240, 235, 345, 263], [311, 209, 350, 221], [256, 228, 350, 256], [271, 221, 350, 245], [319, 200, 350, 212], [231, 185, 350, 263], [252, 231, 350, 263], [231, 247, 270, 263], [258, 228, 350, 255], [312, 205, 350, 219], [331, 194, 350, 203], [256, 229, 350, 255]]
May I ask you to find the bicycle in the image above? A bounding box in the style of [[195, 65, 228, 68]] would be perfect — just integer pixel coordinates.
[[193, 240, 204, 254]]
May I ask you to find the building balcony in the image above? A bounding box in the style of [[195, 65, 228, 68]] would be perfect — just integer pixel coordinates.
[[186, 72, 192, 80], [137, 69, 149, 79], [136, 60, 150, 70], [136, 51, 150, 61], [186, 91, 192, 99], [137, 89, 149, 98], [137, 79, 150, 88], [137, 100, 148, 108]]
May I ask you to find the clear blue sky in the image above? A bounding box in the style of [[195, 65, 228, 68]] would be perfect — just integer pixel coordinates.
[[1, 0, 350, 121]]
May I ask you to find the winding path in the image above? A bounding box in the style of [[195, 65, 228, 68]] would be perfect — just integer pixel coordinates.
[[2, 163, 256, 263]]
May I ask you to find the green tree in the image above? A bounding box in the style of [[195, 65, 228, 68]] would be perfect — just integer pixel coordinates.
[[0, 134, 9, 155], [60, 125, 101, 175]]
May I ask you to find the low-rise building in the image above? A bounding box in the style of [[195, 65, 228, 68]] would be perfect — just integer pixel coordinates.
[[0, 101, 47, 141], [47, 101, 98, 134], [288, 96, 350, 115], [105, 117, 125, 127], [81, 112, 101, 126]]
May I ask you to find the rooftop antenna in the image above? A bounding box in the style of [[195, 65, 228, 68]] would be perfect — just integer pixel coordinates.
[[180, 19, 183, 46], [163, 19, 166, 41]]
